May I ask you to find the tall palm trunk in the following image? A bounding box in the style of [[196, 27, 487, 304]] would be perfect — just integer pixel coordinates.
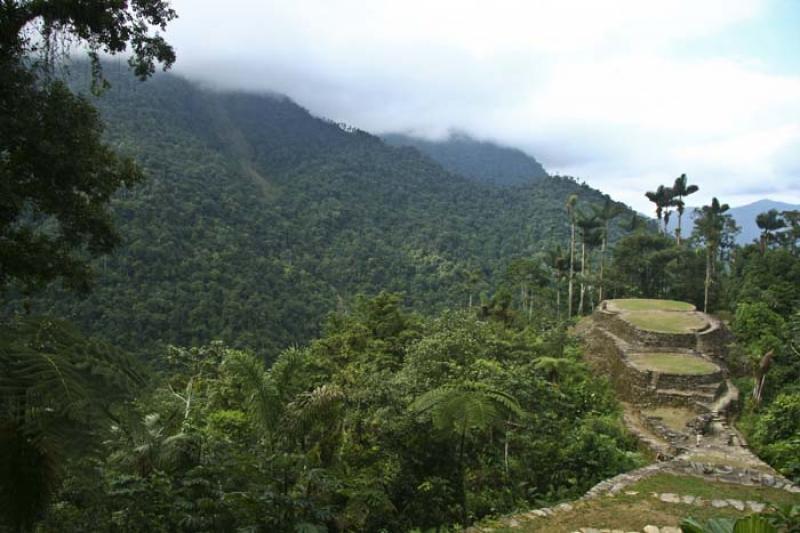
[[578, 241, 586, 315], [704, 247, 711, 313], [556, 279, 561, 321], [568, 222, 575, 317], [599, 223, 607, 303], [676, 210, 683, 246]]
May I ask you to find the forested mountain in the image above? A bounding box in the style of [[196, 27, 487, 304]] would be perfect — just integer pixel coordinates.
[[382, 131, 549, 186], [14, 65, 630, 360], [663, 198, 800, 245]]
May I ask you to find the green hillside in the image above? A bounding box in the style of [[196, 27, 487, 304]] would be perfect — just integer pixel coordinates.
[[15, 67, 629, 360], [383, 131, 549, 186]]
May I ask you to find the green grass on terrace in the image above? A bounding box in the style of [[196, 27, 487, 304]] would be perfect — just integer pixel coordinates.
[[627, 352, 719, 375], [624, 310, 708, 333], [609, 299, 695, 312]]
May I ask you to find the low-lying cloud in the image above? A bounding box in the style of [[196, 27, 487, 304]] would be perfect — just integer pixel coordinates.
[[165, 0, 800, 213]]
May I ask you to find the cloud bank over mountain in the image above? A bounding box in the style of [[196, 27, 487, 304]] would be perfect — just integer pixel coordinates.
[[166, 0, 800, 213]]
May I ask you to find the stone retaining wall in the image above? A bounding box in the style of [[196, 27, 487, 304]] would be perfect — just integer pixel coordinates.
[[654, 369, 722, 390], [587, 329, 652, 404], [697, 318, 732, 361], [594, 308, 698, 349]]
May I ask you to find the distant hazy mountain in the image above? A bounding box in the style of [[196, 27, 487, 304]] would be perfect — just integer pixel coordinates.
[[382, 132, 549, 186], [664, 199, 800, 245]]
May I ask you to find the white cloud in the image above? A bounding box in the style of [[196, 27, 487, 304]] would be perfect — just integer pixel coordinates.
[[165, 0, 799, 213]]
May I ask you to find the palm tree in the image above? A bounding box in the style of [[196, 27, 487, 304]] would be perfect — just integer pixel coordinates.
[[410, 381, 524, 526], [670, 174, 699, 245], [645, 185, 673, 234], [565, 195, 578, 318], [576, 209, 602, 315], [545, 245, 568, 320], [594, 199, 625, 303], [695, 198, 731, 313], [755, 209, 786, 255]]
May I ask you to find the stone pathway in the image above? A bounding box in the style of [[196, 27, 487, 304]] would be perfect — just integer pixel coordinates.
[[466, 302, 800, 532], [573, 526, 681, 533], [650, 492, 767, 512]]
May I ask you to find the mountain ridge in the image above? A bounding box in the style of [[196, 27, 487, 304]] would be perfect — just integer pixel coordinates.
[[662, 198, 800, 245], [382, 131, 549, 186], [12, 65, 636, 359]]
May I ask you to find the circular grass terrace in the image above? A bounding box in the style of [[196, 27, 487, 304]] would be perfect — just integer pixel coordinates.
[[627, 352, 720, 375], [608, 299, 695, 313], [623, 310, 708, 334]]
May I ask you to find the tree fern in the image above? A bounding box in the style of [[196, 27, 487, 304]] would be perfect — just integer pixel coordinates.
[[0, 316, 143, 531]]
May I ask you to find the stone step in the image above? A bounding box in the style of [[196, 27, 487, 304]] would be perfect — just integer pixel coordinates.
[[696, 382, 723, 392], [655, 388, 717, 405]]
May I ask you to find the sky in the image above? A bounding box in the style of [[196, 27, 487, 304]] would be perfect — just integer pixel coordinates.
[[164, 0, 800, 214]]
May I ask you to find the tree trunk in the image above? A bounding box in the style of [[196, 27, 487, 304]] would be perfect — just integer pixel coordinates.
[[459, 423, 468, 526], [568, 223, 575, 318], [599, 224, 607, 303], [676, 211, 683, 246], [578, 241, 586, 315], [704, 247, 711, 313], [556, 282, 561, 321]]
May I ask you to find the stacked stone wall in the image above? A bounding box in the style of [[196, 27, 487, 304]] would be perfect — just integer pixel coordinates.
[[596, 309, 697, 349], [655, 370, 722, 390], [588, 329, 652, 404], [697, 319, 732, 361]]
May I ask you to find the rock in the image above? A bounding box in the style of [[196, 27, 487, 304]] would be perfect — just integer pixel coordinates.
[[556, 503, 574, 512], [532, 509, 548, 517], [712, 499, 729, 508], [762, 474, 775, 486], [643, 526, 661, 533], [748, 501, 766, 512], [787, 485, 800, 493], [661, 528, 682, 533], [624, 491, 639, 496], [659, 493, 681, 503], [681, 495, 696, 504], [580, 528, 601, 533], [727, 499, 745, 511]]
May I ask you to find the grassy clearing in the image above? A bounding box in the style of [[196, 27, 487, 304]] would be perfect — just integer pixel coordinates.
[[625, 310, 708, 333], [489, 473, 800, 532], [627, 352, 719, 375], [610, 299, 695, 312], [641, 406, 696, 431]]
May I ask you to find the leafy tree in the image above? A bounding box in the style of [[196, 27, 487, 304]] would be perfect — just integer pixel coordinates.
[[780, 210, 800, 253], [565, 194, 578, 317], [410, 381, 524, 525], [733, 302, 785, 405], [575, 208, 602, 314], [0, 0, 176, 292], [671, 173, 699, 245], [0, 317, 143, 531], [544, 244, 569, 320], [694, 197, 733, 313], [756, 209, 787, 255], [594, 199, 625, 303]]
